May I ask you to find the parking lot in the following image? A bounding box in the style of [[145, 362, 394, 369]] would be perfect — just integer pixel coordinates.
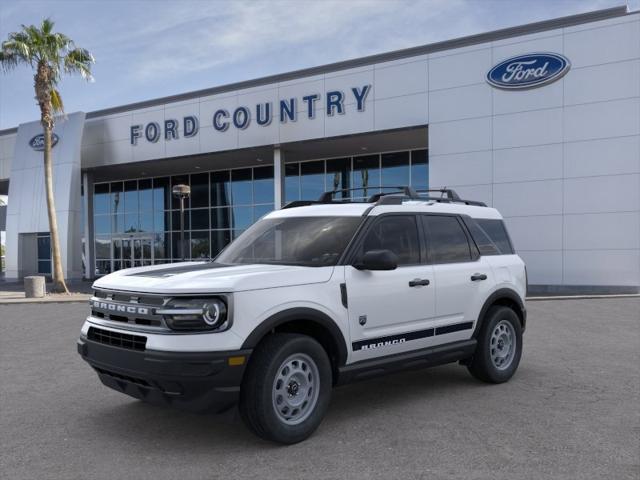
[[1, 298, 638, 480]]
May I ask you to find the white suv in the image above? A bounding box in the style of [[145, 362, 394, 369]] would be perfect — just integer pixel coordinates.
[[78, 187, 527, 444]]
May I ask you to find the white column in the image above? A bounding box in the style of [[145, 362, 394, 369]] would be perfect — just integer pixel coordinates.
[[273, 146, 286, 209], [82, 172, 94, 279]]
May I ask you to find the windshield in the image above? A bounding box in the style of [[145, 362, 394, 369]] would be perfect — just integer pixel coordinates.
[[216, 216, 362, 267]]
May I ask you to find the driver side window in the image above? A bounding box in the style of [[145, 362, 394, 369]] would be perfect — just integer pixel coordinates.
[[360, 215, 420, 266]]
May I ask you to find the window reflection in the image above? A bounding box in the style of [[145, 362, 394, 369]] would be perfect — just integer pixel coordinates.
[[300, 161, 325, 201], [254, 166, 274, 204], [411, 149, 429, 191], [381, 152, 409, 187], [326, 158, 350, 198], [211, 171, 231, 208], [231, 169, 252, 205], [92, 149, 428, 274], [285, 164, 300, 202], [353, 155, 380, 198]]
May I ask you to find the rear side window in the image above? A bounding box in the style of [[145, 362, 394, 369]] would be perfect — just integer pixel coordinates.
[[462, 218, 500, 256], [475, 219, 514, 254], [423, 215, 472, 264]]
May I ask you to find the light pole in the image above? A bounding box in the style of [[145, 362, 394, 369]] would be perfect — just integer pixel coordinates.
[[172, 184, 191, 261]]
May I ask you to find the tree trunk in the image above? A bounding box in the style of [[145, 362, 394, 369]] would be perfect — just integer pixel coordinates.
[[43, 123, 68, 293], [35, 63, 68, 294]]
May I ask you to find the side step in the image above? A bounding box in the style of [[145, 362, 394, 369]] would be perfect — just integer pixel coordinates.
[[336, 339, 477, 385]]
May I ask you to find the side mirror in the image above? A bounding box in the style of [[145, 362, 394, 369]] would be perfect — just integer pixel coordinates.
[[354, 249, 398, 271]]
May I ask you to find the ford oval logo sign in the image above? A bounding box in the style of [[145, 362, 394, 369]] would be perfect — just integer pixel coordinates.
[[487, 53, 570, 90], [29, 133, 59, 151]]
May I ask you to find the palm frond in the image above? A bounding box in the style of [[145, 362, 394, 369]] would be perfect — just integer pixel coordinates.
[[0, 50, 19, 70], [50, 88, 64, 114], [64, 47, 94, 81]]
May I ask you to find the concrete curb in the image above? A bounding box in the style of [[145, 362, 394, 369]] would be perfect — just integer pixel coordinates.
[[526, 294, 640, 301], [0, 294, 91, 305]]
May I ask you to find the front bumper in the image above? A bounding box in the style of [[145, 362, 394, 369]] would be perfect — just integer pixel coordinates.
[[77, 336, 251, 413]]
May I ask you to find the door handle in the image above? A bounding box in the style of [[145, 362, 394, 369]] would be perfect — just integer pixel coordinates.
[[471, 273, 487, 281], [409, 278, 430, 287]]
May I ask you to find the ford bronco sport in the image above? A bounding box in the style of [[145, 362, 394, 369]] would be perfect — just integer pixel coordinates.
[[78, 187, 527, 444]]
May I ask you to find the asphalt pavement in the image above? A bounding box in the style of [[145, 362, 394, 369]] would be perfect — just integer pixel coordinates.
[[0, 298, 638, 480]]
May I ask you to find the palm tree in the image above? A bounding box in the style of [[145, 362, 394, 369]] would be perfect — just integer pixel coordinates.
[[0, 19, 94, 292]]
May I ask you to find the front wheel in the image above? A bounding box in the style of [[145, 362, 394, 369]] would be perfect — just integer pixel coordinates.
[[239, 333, 332, 444], [467, 306, 523, 383]]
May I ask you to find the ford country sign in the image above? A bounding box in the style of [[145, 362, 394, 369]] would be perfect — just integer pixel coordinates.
[[487, 53, 570, 90], [29, 133, 59, 151]]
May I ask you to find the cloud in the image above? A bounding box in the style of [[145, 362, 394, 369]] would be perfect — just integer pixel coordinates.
[[0, 0, 627, 129]]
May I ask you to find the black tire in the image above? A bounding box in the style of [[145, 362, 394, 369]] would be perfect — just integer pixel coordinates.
[[467, 306, 523, 383], [239, 333, 332, 444]]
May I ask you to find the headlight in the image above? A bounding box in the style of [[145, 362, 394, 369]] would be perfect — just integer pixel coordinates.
[[158, 297, 229, 331]]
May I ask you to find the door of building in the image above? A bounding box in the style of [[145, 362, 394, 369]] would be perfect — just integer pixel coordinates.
[[113, 236, 153, 270]]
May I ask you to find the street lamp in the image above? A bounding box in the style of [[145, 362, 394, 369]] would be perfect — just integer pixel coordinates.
[[172, 184, 191, 261]]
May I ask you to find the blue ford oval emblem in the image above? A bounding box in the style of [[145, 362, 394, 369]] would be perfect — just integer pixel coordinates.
[[487, 53, 570, 90], [29, 133, 59, 151]]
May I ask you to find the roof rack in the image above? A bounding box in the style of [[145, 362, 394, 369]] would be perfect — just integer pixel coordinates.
[[318, 186, 418, 203], [281, 186, 487, 209]]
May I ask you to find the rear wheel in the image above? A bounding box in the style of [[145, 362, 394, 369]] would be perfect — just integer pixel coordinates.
[[467, 306, 522, 383], [239, 333, 332, 444]]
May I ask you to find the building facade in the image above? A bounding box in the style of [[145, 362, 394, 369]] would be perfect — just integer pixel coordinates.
[[0, 6, 638, 293]]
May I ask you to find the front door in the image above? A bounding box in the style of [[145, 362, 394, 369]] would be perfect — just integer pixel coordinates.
[[345, 214, 436, 362]]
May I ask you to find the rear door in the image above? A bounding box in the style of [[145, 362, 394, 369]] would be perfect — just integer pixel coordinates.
[[421, 214, 495, 342], [345, 214, 436, 361]]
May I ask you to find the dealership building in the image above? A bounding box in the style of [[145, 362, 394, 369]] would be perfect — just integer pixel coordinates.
[[0, 6, 638, 293]]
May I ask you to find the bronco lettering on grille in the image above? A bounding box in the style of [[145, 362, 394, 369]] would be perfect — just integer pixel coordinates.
[[91, 300, 149, 315]]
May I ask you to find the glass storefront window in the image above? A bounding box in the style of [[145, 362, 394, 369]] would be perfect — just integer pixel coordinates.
[[190, 231, 210, 259], [254, 166, 274, 204], [139, 179, 153, 212], [285, 164, 300, 202], [153, 210, 168, 232], [211, 230, 231, 256], [171, 231, 190, 260], [153, 233, 168, 259], [254, 203, 274, 221], [211, 207, 231, 230], [171, 210, 190, 232], [353, 154, 380, 198], [153, 177, 171, 211], [232, 206, 253, 230], [191, 208, 210, 230], [381, 151, 410, 187], [124, 180, 138, 213], [231, 169, 252, 205], [411, 149, 429, 191], [326, 158, 350, 198], [211, 171, 231, 208], [300, 161, 325, 201], [92, 148, 428, 275], [94, 215, 110, 235], [94, 183, 110, 215], [190, 173, 209, 208]]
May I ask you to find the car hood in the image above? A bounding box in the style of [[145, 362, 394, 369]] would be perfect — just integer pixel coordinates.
[[92, 262, 335, 294]]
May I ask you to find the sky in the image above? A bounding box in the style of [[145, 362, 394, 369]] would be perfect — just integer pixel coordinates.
[[0, 0, 636, 130]]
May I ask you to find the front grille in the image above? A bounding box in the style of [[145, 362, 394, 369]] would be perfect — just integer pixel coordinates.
[[90, 289, 166, 329], [88, 326, 147, 351]]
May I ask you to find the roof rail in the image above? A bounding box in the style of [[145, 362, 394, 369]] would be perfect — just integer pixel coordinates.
[[281, 186, 487, 209], [413, 189, 487, 207], [318, 186, 418, 203]]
